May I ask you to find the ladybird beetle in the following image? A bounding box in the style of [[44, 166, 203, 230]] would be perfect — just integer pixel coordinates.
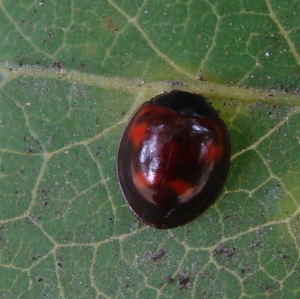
[[117, 90, 230, 229]]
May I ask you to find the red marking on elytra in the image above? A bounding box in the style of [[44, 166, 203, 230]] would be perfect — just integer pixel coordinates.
[[198, 119, 224, 163], [170, 179, 191, 195], [204, 141, 222, 163], [133, 171, 149, 190], [129, 121, 148, 147], [128, 104, 176, 148]]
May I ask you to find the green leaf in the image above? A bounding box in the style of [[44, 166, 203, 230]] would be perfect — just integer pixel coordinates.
[[1, 0, 300, 298]]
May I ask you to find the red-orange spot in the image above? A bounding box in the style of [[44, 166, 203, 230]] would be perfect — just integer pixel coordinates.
[[170, 179, 191, 195], [128, 104, 176, 148], [133, 171, 149, 190], [129, 121, 148, 147], [204, 141, 222, 163]]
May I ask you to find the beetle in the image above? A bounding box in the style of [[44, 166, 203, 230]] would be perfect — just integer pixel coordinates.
[[116, 90, 231, 229]]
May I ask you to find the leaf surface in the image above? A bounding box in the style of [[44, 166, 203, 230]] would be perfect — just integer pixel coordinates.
[[1, 1, 300, 298]]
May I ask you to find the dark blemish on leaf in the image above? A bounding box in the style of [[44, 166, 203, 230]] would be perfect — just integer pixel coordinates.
[[164, 276, 173, 284], [282, 253, 289, 259], [53, 62, 62, 72], [151, 249, 166, 262], [95, 146, 101, 157], [169, 80, 184, 87], [212, 246, 236, 259], [178, 273, 190, 289], [198, 75, 206, 81], [224, 214, 230, 220], [212, 247, 225, 256], [105, 19, 118, 32], [226, 247, 236, 258], [43, 31, 53, 42], [240, 267, 252, 275], [57, 262, 62, 268], [117, 111, 126, 121], [145, 248, 167, 262], [37, 278, 44, 282]]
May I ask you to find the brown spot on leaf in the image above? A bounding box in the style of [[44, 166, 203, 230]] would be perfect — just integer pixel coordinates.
[[105, 19, 118, 32], [178, 273, 190, 289], [212, 246, 236, 258], [146, 248, 167, 262]]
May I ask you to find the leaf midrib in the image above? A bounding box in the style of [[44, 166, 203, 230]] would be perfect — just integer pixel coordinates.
[[1, 63, 299, 106]]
